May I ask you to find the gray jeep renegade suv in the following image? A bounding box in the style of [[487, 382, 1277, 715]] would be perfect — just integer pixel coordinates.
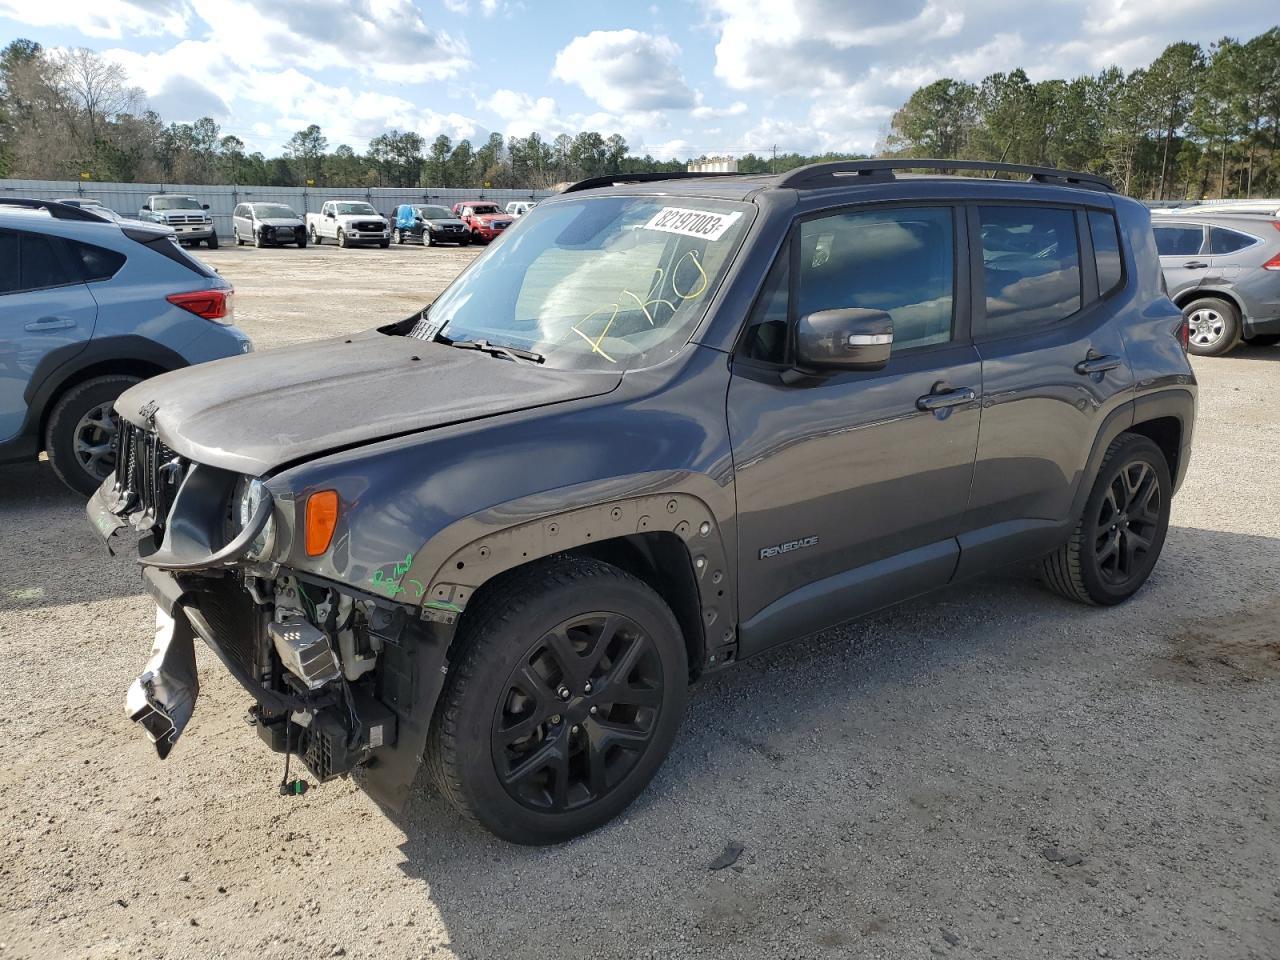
[[89, 160, 1196, 845]]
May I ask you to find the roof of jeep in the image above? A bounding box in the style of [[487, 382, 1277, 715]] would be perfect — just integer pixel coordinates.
[[557, 160, 1117, 204]]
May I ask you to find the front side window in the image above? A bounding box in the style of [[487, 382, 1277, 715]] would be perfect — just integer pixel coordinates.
[[1089, 210, 1124, 295], [0, 231, 18, 293], [417, 196, 751, 371], [1209, 227, 1259, 255], [979, 206, 1081, 336], [1153, 225, 1204, 257], [21, 233, 71, 290]]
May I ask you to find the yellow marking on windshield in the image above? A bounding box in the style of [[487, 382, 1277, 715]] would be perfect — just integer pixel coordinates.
[[621, 288, 676, 326], [569, 323, 615, 362], [672, 249, 709, 300]]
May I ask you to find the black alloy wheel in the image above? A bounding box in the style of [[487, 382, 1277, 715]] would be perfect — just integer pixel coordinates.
[[492, 611, 664, 813], [1093, 458, 1162, 587]]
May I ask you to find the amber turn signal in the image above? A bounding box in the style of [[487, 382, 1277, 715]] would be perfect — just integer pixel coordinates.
[[305, 490, 339, 556]]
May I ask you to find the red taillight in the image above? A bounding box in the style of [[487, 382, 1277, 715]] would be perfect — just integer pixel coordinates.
[[1262, 251, 1280, 271], [167, 288, 233, 323], [1178, 314, 1190, 353]]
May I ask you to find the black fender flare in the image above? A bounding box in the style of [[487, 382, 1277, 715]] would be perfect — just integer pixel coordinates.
[[400, 490, 738, 669]]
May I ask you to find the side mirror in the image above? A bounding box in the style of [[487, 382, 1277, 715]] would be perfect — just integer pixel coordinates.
[[141, 204, 150, 211], [794, 308, 893, 371], [326, 211, 335, 218], [202, 203, 210, 210]]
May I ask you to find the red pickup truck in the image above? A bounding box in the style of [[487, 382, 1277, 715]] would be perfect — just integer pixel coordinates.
[[452, 201, 514, 243]]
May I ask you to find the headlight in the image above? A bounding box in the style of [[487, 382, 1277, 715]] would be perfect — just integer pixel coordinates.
[[236, 477, 275, 561]]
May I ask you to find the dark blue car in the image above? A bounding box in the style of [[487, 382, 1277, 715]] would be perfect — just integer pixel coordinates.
[[391, 203, 470, 246]]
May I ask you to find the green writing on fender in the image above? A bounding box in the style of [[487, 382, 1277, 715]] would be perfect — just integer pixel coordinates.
[[370, 553, 415, 598]]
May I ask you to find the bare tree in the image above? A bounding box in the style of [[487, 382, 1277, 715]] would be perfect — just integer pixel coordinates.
[[53, 47, 142, 150]]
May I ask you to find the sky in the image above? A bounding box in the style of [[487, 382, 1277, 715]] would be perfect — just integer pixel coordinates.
[[0, 0, 1275, 159]]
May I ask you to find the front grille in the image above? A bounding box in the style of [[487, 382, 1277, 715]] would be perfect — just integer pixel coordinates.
[[168, 214, 204, 224], [353, 221, 383, 232], [114, 420, 188, 534]]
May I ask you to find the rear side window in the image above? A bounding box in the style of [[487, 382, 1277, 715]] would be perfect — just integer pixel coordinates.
[[1153, 225, 1204, 257], [1088, 210, 1123, 295], [979, 206, 1081, 336], [69, 241, 126, 282], [21, 232, 73, 289], [1209, 227, 1258, 255]]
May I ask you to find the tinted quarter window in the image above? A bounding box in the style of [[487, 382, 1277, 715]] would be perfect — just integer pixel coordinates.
[[21, 233, 73, 290], [979, 206, 1080, 335], [70, 241, 126, 282], [1209, 227, 1258, 255], [1088, 210, 1123, 295], [1153, 225, 1204, 257], [0, 231, 18, 293], [797, 207, 954, 350], [741, 240, 790, 363]]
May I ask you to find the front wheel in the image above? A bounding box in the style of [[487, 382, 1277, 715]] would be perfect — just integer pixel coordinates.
[[296, 237, 307, 248], [1184, 296, 1240, 357], [379, 239, 390, 249], [44, 374, 141, 496], [1040, 433, 1172, 606], [395, 228, 404, 244], [337, 229, 348, 248], [206, 232, 219, 249], [426, 557, 688, 845]]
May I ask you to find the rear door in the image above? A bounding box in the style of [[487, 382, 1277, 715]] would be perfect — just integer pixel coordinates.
[[729, 203, 981, 653], [0, 227, 98, 441], [958, 203, 1133, 574], [1152, 221, 1208, 297], [1204, 224, 1261, 283]]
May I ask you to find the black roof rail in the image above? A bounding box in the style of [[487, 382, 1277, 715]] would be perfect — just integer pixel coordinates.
[[560, 171, 743, 194], [776, 159, 1115, 193], [0, 197, 113, 222]]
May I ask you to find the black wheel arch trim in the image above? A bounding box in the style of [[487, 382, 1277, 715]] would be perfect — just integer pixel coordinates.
[[401, 492, 735, 672], [0, 335, 188, 465]]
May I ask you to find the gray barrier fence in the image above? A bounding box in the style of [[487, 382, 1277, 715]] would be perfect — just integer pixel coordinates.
[[0, 179, 557, 238]]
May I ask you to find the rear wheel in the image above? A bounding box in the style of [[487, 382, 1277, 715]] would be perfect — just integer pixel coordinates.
[[427, 557, 688, 845], [395, 228, 405, 244], [1184, 296, 1240, 357], [235, 228, 244, 246], [44, 374, 141, 497], [1040, 433, 1171, 606], [309, 225, 321, 245]]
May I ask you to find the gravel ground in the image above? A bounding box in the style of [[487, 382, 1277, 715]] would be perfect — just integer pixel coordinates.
[[1, 243, 1278, 960]]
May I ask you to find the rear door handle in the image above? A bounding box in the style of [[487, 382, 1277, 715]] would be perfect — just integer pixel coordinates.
[[24, 316, 76, 331], [1183, 261, 1209, 269], [916, 386, 976, 411], [1075, 354, 1123, 375]]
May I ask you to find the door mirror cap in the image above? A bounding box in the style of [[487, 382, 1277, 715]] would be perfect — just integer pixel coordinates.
[[201, 203, 210, 210], [795, 308, 893, 371]]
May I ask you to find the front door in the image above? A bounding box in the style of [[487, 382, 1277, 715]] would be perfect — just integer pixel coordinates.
[[728, 203, 980, 655], [0, 228, 98, 442]]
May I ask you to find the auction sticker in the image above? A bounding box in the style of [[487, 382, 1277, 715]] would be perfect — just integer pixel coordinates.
[[642, 206, 742, 241]]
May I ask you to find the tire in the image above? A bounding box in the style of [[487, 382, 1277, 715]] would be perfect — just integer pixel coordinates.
[[44, 374, 141, 497], [206, 233, 219, 249], [296, 237, 307, 248], [459, 236, 470, 247], [1040, 432, 1172, 606], [379, 239, 390, 249], [253, 232, 263, 248], [395, 228, 404, 244], [1184, 296, 1239, 357], [337, 229, 348, 248], [309, 225, 321, 245], [427, 235, 436, 247], [426, 556, 688, 845], [472, 230, 483, 245], [1242, 333, 1280, 347], [235, 228, 244, 246]]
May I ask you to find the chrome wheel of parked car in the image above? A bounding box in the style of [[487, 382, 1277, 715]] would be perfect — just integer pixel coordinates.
[[395, 228, 404, 244], [1183, 296, 1240, 357], [308, 224, 320, 245]]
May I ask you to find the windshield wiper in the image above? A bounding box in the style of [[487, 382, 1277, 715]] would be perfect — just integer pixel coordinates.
[[443, 337, 545, 364]]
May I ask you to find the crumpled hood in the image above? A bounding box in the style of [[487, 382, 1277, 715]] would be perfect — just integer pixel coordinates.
[[116, 331, 622, 476], [259, 217, 303, 228], [425, 217, 467, 228]]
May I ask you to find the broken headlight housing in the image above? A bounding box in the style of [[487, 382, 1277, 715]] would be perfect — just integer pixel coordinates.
[[235, 476, 275, 562]]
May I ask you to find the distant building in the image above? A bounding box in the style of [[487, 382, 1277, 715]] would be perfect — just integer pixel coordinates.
[[687, 157, 739, 173]]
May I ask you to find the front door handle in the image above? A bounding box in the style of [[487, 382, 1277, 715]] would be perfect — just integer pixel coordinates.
[[24, 316, 76, 331], [1074, 354, 1123, 375], [1183, 261, 1209, 269], [916, 386, 976, 411]]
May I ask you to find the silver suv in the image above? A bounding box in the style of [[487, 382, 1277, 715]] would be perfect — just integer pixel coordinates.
[[1153, 213, 1280, 355]]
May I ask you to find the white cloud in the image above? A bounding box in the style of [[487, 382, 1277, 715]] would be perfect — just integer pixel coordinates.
[[483, 89, 566, 137], [0, 0, 190, 37], [553, 29, 695, 113], [691, 99, 748, 120]]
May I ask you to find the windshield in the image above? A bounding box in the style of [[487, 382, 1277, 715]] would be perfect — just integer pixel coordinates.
[[416, 205, 452, 219], [152, 196, 202, 211], [335, 202, 377, 215], [470, 204, 501, 215], [415, 196, 751, 371], [253, 204, 297, 219]]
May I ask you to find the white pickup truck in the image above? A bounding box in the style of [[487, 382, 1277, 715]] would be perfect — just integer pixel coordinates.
[[305, 200, 390, 248]]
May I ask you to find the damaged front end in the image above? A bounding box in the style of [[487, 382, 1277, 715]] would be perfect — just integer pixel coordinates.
[[88, 418, 451, 810]]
